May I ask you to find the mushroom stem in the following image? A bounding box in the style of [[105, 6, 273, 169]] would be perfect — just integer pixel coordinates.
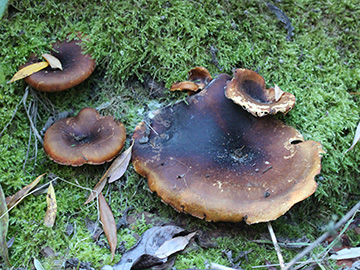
[[267, 222, 285, 269]]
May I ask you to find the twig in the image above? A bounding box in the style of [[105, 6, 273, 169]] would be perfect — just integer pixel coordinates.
[[22, 87, 43, 144], [283, 200, 360, 270], [267, 222, 285, 269], [210, 262, 238, 270], [252, 259, 327, 269]]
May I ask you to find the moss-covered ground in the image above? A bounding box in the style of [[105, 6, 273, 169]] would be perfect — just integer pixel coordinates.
[[1, 0, 360, 269]]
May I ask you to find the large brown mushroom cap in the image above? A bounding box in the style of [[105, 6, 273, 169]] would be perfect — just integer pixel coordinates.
[[23, 36, 96, 92], [132, 73, 323, 224], [225, 68, 296, 117], [44, 108, 126, 166]]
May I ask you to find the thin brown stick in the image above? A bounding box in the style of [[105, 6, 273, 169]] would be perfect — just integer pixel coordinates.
[[283, 200, 360, 270], [267, 222, 285, 269]]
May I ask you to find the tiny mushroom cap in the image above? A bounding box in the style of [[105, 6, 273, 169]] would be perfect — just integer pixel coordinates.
[[44, 108, 126, 166], [225, 68, 296, 117], [23, 35, 96, 92], [132, 71, 323, 224], [170, 66, 213, 95]]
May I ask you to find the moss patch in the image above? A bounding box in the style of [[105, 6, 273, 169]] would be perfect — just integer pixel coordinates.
[[1, 0, 359, 269]]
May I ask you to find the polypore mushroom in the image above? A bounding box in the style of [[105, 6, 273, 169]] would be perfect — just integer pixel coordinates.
[[225, 68, 296, 117], [132, 69, 323, 224], [22, 34, 96, 92], [44, 108, 126, 166], [170, 66, 213, 95]]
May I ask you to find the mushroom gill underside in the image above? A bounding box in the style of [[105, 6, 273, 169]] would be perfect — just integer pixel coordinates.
[[132, 73, 323, 224]]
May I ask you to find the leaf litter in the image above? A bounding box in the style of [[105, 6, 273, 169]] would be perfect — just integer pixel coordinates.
[[111, 225, 196, 270]]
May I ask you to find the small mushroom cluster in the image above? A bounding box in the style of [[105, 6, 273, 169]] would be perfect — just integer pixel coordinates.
[[19, 34, 126, 166], [132, 67, 323, 224]]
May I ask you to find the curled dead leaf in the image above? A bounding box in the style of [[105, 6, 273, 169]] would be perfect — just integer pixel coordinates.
[[42, 53, 63, 70], [44, 183, 57, 227], [274, 84, 285, 102], [154, 231, 196, 259], [99, 193, 117, 262]]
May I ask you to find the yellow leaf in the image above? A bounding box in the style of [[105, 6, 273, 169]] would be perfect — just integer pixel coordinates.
[[42, 53, 63, 70], [6, 173, 46, 209], [99, 193, 117, 262], [44, 183, 57, 227], [8, 61, 49, 84]]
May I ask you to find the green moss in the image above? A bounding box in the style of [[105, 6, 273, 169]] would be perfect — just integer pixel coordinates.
[[1, 0, 360, 268]]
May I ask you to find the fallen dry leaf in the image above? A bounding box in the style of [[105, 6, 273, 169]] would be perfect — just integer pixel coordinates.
[[345, 121, 360, 153], [6, 173, 45, 209], [99, 193, 117, 262], [8, 61, 49, 83], [42, 53, 63, 70], [108, 142, 134, 183], [85, 142, 134, 204], [274, 84, 285, 102], [154, 231, 196, 259], [112, 225, 185, 270], [0, 184, 11, 267], [44, 183, 57, 227], [84, 167, 110, 205]]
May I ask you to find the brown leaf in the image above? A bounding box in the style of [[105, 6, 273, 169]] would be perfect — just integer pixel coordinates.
[[8, 61, 49, 83], [6, 173, 45, 209], [108, 142, 134, 183], [0, 184, 11, 267], [44, 183, 57, 227], [84, 167, 110, 205], [99, 193, 117, 262], [42, 53, 63, 70]]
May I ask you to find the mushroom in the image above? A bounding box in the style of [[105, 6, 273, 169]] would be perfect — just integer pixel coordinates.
[[132, 69, 323, 224], [22, 34, 96, 92], [170, 66, 213, 95], [44, 108, 126, 166], [225, 68, 296, 117]]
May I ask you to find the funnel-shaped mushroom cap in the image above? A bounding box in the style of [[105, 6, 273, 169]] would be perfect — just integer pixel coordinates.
[[44, 108, 126, 166], [170, 67, 212, 94], [132, 73, 323, 224], [225, 69, 296, 117], [23, 36, 96, 92]]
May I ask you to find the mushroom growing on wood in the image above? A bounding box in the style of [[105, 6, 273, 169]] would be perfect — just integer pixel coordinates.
[[22, 34, 96, 92], [225, 68, 296, 117], [44, 108, 126, 166], [132, 68, 323, 224]]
